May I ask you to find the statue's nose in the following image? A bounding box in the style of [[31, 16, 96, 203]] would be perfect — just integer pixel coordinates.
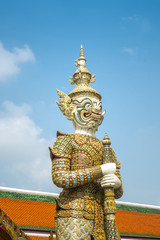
[[93, 105, 101, 113]]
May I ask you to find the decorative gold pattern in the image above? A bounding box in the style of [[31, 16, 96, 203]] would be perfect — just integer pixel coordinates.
[[71, 149, 92, 168], [55, 217, 94, 240], [51, 133, 103, 189], [50, 132, 122, 239], [56, 89, 74, 120], [68, 83, 101, 101], [0, 209, 30, 240]]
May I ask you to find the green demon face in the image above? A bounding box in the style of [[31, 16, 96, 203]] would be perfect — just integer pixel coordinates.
[[72, 97, 105, 130]]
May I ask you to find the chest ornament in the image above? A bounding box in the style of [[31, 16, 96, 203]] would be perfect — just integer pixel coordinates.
[[74, 134, 103, 152], [74, 134, 87, 145], [71, 149, 92, 169], [89, 137, 103, 152]]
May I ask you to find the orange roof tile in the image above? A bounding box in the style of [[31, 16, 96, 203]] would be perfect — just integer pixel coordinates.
[[116, 210, 160, 236], [0, 197, 56, 228]]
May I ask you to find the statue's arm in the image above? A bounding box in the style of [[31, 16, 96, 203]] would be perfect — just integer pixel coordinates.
[[49, 135, 103, 189], [51, 157, 102, 188]]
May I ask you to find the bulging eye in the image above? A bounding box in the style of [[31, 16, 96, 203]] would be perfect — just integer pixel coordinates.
[[85, 103, 91, 110]]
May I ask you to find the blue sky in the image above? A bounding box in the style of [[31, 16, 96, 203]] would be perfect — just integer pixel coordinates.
[[0, 0, 160, 205]]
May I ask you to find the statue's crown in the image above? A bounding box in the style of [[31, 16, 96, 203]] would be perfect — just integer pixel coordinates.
[[68, 45, 101, 100]]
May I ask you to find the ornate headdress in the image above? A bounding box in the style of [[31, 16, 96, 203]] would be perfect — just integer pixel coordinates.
[[57, 46, 103, 122], [68, 45, 101, 101]]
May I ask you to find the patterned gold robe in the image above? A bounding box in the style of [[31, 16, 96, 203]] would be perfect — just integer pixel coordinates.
[[49, 131, 123, 239]]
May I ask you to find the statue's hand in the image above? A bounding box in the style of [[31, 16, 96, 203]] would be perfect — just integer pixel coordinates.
[[100, 174, 121, 189], [100, 163, 116, 175]]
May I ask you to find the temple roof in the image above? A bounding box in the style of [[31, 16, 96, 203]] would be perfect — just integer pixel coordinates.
[[0, 186, 160, 240]]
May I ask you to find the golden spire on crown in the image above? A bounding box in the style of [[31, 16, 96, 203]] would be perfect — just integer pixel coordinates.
[[68, 45, 101, 100]]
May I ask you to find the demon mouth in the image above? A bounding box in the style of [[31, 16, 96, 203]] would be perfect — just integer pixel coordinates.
[[83, 111, 101, 119], [91, 111, 101, 117], [83, 112, 90, 118], [92, 111, 100, 115]]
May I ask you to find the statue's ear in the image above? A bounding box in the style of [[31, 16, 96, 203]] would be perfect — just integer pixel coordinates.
[[56, 89, 74, 120]]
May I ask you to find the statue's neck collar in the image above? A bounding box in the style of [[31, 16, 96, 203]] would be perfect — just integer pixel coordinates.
[[73, 121, 96, 137]]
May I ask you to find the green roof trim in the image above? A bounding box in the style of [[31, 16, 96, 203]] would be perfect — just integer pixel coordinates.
[[18, 225, 55, 231], [120, 232, 160, 238], [0, 191, 57, 203], [116, 203, 160, 215]]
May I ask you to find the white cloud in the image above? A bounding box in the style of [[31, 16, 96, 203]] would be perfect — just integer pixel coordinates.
[[0, 101, 57, 192], [0, 42, 35, 81], [120, 15, 151, 33], [122, 47, 137, 56]]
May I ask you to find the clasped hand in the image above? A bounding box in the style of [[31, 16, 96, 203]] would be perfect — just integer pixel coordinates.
[[100, 163, 121, 189]]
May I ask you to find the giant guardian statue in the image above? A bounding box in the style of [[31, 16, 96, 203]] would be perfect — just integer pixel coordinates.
[[49, 46, 123, 240]]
